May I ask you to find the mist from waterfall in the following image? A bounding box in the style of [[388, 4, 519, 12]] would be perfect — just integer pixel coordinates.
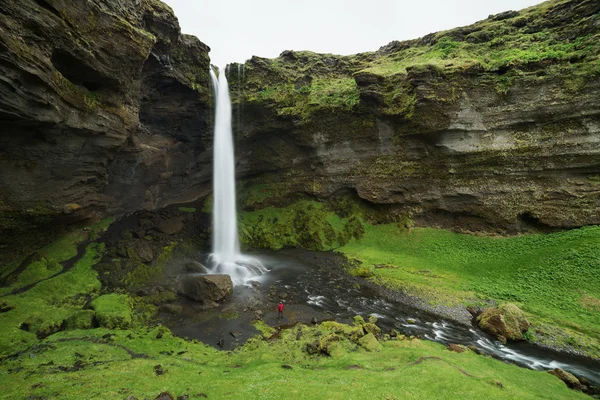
[[208, 67, 266, 285]]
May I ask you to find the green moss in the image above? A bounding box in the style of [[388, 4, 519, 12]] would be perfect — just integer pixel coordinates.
[[64, 310, 96, 330], [0, 242, 104, 356], [91, 294, 133, 329], [0, 323, 588, 399], [240, 200, 362, 251]]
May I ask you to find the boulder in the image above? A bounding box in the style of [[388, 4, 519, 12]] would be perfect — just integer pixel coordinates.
[[548, 368, 583, 390], [358, 333, 382, 352], [476, 303, 530, 342], [185, 261, 207, 274], [447, 343, 468, 353], [132, 240, 154, 263], [158, 217, 185, 235], [181, 275, 232, 303]]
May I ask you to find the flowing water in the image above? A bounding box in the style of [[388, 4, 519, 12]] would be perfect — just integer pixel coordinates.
[[172, 250, 600, 385], [200, 66, 599, 385], [208, 68, 266, 285]]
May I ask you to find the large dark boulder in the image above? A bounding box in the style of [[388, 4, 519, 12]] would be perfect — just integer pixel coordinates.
[[181, 275, 233, 304]]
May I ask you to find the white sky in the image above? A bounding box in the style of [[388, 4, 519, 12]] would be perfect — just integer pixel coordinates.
[[162, 0, 544, 67]]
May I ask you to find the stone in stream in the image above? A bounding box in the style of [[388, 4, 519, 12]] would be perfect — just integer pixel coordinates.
[[548, 368, 583, 390], [181, 274, 232, 304], [476, 303, 530, 343]]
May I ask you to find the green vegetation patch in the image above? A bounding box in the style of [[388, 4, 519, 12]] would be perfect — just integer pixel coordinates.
[[339, 224, 600, 355], [0, 323, 587, 399], [0, 242, 104, 356], [239, 200, 365, 251], [91, 294, 133, 329]]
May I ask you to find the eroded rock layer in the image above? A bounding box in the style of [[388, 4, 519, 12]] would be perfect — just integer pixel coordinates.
[[0, 0, 212, 251], [232, 0, 600, 232]]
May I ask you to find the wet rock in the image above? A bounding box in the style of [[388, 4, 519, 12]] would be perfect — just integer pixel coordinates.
[[548, 368, 583, 390], [185, 261, 207, 274], [358, 333, 382, 352], [254, 310, 263, 320], [467, 306, 484, 318], [447, 344, 468, 353], [181, 275, 232, 304], [389, 329, 399, 338], [158, 217, 185, 235], [230, 331, 241, 339], [477, 303, 530, 342], [155, 393, 174, 400], [311, 317, 318, 325], [407, 318, 416, 324]]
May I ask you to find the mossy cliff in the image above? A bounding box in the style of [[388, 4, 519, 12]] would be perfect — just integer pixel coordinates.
[[232, 0, 600, 233], [0, 0, 213, 261]]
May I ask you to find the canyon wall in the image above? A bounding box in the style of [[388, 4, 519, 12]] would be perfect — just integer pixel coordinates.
[[233, 0, 600, 232], [0, 0, 213, 249]]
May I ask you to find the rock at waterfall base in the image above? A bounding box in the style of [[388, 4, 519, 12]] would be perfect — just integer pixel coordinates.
[[182, 275, 233, 304]]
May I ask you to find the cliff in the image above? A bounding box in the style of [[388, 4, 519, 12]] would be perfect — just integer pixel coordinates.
[[0, 0, 213, 253], [232, 0, 600, 233]]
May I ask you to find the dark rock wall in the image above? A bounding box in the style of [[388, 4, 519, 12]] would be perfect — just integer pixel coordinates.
[[0, 0, 213, 249]]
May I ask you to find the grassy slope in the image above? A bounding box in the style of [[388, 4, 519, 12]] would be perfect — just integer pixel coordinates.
[[238, 195, 600, 356], [340, 224, 600, 355], [0, 323, 587, 400]]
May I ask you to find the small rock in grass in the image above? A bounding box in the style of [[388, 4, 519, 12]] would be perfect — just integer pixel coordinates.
[[154, 365, 166, 376], [493, 379, 504, 388], [447, 344, 468, 353], [281, 364, 293, 369], [155, 393, 174, 400]]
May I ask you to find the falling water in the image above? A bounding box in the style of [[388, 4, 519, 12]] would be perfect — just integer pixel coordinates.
[[209, 67, 266, 285]]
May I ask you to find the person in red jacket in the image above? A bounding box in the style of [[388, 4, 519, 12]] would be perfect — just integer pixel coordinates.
[[277, 301, 284, 320]]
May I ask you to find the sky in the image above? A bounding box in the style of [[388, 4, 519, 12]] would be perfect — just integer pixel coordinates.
[[162, 0, 545, 67]]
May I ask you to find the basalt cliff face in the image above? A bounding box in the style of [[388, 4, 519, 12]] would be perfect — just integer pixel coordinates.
[[232, 0, 600, 233], [0, 0, 213, 249]]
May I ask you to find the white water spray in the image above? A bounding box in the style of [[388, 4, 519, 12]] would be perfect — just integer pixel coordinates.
[[209, 67, 266, 285]]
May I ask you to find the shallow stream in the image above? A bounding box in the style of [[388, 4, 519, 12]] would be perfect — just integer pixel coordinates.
[[168, 250, 600, 385]]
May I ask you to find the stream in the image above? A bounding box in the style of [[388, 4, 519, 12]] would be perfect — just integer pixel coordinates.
[[168, 250, 600, 386]]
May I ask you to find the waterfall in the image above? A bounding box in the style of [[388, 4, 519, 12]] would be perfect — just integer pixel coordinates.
[[209, 67, 266, 285]]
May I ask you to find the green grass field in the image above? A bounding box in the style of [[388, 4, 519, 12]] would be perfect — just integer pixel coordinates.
[[340, 224, 600, 355]]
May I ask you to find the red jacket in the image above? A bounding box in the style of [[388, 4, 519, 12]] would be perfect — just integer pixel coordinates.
[[278, 303, 284, 312]]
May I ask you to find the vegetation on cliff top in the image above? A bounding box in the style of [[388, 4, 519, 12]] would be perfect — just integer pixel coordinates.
[[235, 0, 599, 120]]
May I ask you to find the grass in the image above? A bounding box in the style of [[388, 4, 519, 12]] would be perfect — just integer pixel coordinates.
[[0, 322, 587, 399], [339, 224, 600, 355]]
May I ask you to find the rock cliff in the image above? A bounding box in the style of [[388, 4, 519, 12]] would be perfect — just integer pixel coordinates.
[[232, 0, 600, 233], [0, 0, 212, 252]]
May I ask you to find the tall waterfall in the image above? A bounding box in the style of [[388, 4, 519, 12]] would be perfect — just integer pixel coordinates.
[[209, 67, 266, 285]]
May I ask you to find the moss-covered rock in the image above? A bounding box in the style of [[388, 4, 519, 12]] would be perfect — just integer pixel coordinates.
[[358, 333, 382, 352], [477, 303, 530, 343], [64, 310, 96, 330], [91, 294, 133, 329]]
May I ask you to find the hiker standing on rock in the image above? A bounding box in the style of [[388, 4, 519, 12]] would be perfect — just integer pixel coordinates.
[[277, 301, 284, 320]]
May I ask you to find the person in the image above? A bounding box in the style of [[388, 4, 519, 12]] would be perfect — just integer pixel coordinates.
[[277, 301, 284, 320]]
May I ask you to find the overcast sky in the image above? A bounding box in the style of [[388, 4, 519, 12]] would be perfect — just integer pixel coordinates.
[[162, 0, 544, 67]]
